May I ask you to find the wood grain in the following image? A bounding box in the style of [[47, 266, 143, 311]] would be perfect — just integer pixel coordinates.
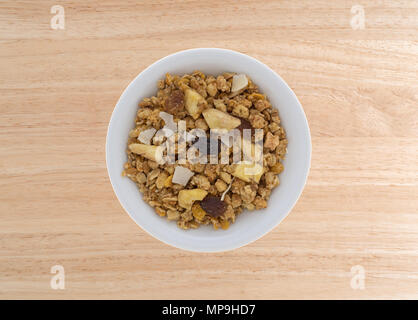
[[0, 0, 417, 299]]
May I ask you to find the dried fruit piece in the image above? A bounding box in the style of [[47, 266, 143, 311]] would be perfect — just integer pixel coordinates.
[[192, 202, 206, 220], [178, 189, 208, 209], [202, 108, 241, 130], [155, 207, 166, 217], [172, 166, 194, 186], [236, 118, 253, 132], [200, 196, 227, 217], [231, 74, 248, 92], [164, 89, 184, 114], [129, 143, 164, 163], [185, 88, 205, 119], [220, 220, 230, 230], [164, 174, 173, 187], [248, 93, 265, 100], [231, 161, 264, 183]]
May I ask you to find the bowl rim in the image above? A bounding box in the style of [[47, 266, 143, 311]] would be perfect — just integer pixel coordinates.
[[106, 48, 312, 252]]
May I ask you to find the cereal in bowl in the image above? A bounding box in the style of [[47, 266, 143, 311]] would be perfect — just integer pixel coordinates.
[[122, 71, 287, 230]]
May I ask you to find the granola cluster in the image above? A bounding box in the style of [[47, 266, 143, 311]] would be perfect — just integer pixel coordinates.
[[122, 71, 287, 230]]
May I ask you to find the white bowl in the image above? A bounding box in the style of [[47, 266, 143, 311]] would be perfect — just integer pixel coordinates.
[[106, 48, 311, 252]]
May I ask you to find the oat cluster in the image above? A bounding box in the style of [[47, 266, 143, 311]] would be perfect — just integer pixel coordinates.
[[122, 71, 287, 230]]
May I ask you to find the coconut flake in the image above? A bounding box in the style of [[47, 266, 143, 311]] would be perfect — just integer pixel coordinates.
[[172, 166, 195, 186], [231, 74, 248, 92], [221, 177, 235, 201], [137, 128, 156, 144]]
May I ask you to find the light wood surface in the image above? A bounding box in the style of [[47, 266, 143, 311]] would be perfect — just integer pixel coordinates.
[[0, 0, 417, 299]]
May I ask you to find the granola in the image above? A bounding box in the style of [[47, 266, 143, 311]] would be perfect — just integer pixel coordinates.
[[122, 71, 287, 230]]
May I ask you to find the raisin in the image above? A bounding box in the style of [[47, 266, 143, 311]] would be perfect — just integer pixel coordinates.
[[237, 118, 252, 130], [200, 196, 227, 217], [164, 89, 184, 114], [237, 118, 255, 141]]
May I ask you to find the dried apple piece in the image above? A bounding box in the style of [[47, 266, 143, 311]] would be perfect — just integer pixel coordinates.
[[231, 161, 264, 183], [129, 143, 164, 164], [202, 108, 241, 130], [178, 189, 208, 209], [185, 88, 205, 119], [231, 74, 248, 92], [137, 128, 156, 144]]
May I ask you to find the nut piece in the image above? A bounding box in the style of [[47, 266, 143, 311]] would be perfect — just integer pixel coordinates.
[[231, 74, 248, 92], [200, 196, 227, 217], [231, 161, 264, 183], [202, 108, 241, 130], [129, 143, 164, 163], [178, 189, 208, 209], [185, 88, 205, 119]]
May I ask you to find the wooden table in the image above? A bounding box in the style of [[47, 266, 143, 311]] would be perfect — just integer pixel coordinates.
[[0, 0, 417, 299]]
